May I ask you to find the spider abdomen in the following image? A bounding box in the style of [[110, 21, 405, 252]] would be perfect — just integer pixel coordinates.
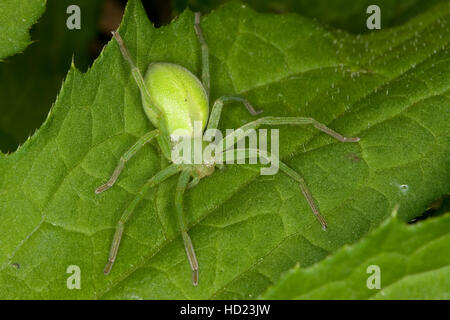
[[142, 62, 209, 139]]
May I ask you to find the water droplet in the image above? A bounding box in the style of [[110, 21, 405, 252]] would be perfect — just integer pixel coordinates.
[[399, 184, 409, 195]]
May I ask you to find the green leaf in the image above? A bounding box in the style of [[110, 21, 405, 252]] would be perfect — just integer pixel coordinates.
[[0, 0, 102, 153], [262, 212, 450, 299], [0, 0, 448, 299], [0, 0, 46, 60]]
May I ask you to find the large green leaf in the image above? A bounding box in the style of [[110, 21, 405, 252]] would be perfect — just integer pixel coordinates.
[[0, 0, 448, 299], [262, 212, 450, 299], [0, 0, 46, 60]]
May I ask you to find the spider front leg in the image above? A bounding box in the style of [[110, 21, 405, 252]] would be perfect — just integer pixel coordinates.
[[103, 164, 182, 274], [194, 12, 210, 97], [95, 130, 159, 194], [222, 116, 360, 143], [175, 169, 199, 286], [112, 31, 162, 123], [187, 176, 200, 189]]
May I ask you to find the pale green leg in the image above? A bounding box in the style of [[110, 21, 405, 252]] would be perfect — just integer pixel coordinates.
[[175, 169, 199, 286], [194, 14, 262, 131], [112, 31, 172, 159], [112, 31, 162, 122], [220, 148, 328, 230], [216, 114, 362, 227], [103, 164, 182, 275], [96, 130, 159, 194], [221, 116, 360, 144], [194, 12, 210, 97], [187, 177, 200, 189], [278, 161, 327, 230], [206, 96, 263, 132]]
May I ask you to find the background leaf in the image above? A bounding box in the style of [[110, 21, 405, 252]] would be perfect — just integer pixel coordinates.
[[262, 212, 450, 299], [0, 0, 46, 60], [0, 0, 448, 299], [0, 0, 102, 153]]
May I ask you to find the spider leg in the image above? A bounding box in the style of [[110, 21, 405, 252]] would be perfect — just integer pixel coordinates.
[[219, 148, 329, 230], [111, 31, 162, 122], [187, 176, 200, 189], [175, 168, 199, 286], [220, 116, 360, 145], [277, 159, 328, 230], [103, 164, 182, 275], [194, 14, 262, 133], [194, 12, 210, 97], [206, 96, 263, 133], [213, 115, 359, 228], [96, 130, 159, 194]]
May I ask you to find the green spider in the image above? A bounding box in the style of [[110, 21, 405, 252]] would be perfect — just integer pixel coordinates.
[[96, 12, 360, 286]]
